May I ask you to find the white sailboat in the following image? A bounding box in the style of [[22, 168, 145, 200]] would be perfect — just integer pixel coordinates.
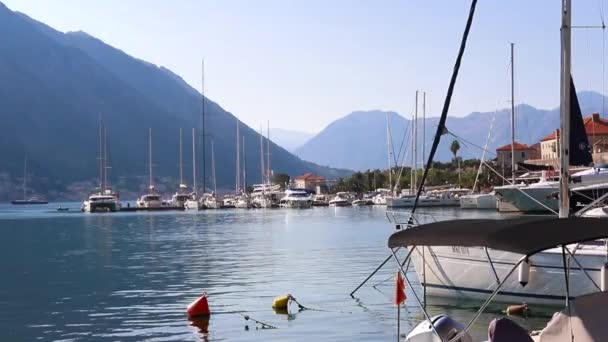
[[406, 33, 608, 306], [203, 139, 221, 209], [11, 155, 48, 205], [82, 118, 120, 212], [171, 128, 191, 208], [136, 128, 162, 208], [234, 122, 251, 208], [185, 128, 202, 210]]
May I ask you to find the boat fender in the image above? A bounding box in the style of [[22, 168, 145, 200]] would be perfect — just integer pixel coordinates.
[[518, 260, 530, 287], [272, 294, 292, 310], [602, 264, 608, 292], [187, 293, 211, 318], [505, 303, 529, 316]]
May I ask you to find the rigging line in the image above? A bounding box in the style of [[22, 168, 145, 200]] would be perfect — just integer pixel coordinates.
[[472, 111, 497, 192], [410, 0, 479, 215], [481, 159, 559, 215], [447, 131, 497, 158]]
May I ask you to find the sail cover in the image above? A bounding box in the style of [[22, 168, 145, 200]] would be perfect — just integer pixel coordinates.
[[388, 217, 608, 256], [570, 76, 593, 166]]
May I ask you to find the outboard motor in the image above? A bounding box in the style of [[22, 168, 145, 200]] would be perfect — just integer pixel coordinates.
[[405, 315, 473, 342]]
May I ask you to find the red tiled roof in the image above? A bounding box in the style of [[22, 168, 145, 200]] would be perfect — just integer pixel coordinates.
[[540, 130, 558, 142], [583, 113, 608, 135], [295, 173, 326, 181], [496, 142, 534, 152], [540, 114, 608, 142]]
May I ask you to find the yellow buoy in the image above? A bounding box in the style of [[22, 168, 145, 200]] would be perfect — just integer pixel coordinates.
[[272, 294, 291, 310]]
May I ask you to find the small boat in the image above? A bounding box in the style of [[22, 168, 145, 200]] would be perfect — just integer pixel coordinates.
[[56, 207, 69, 212]]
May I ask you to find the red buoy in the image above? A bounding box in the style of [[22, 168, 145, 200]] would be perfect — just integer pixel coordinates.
[[187, 293, 211, 318]]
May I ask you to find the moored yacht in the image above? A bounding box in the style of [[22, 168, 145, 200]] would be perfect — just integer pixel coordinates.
[[279, 188, 312, 208], [329, 192, 351, 206], [137, 129, 163, 209], [82, 189, 121, 212], [11, 156, 48, 205], [387, 188, 469, 208], [459, 191, 497, 209], [82, 118, 120, 212]]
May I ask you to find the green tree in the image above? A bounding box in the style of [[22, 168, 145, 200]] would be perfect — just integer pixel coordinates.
[[272, 173, 290, 188], [450, 140, 461, 185]]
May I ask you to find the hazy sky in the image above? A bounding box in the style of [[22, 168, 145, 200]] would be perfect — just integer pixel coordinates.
[[3, 1, 608, 133]]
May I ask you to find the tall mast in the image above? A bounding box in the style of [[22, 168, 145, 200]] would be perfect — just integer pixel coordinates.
[[148, 128, 153, 191], [23, 155, 27, 199], [422, 92, 426, 170], [99, 114, 103, 190], [192, 128, 197, 197], [243, 136, 247, 190], [201, 59, 206, 194], [559, 0, 572, 218], [236, 121, 240, 193], [386, 112, 392, 193], [414, 90, 418, 190], [260, 127, 265, 186], [103, 122, 108, 191], [211, 139, 217, 194], [510, 43, 516, 185], [267, 121, 271, 183], [179, 128, 183, 187]]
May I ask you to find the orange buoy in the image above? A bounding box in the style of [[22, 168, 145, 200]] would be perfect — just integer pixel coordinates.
[[187, 293, 211, 318]]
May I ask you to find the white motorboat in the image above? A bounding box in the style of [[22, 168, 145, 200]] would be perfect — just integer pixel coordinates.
[[329, 192, 351, 206], [280, 189, 313, 208], [459, 192, 497, 209]]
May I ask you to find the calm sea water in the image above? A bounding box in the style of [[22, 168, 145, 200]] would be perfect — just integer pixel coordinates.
[[0, 204, 551, 341]]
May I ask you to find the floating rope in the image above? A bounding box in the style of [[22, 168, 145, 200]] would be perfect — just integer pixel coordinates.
[[289, 295, 352, 315], [237, 312, 278, 329]]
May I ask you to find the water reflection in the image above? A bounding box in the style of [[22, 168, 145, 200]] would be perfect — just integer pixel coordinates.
[[0, 204, 549, 341]]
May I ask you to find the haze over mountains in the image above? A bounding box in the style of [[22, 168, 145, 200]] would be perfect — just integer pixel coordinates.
[[269, 128, 314, 152], [0, 2, 349, 200], [296, 92, 608, 170]]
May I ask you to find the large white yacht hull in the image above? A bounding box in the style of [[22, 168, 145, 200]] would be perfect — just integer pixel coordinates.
[[459, 193, 497, 209], [184, 199, 202, 211], [280, 199, 312, 209], [387, 196, 460, 208], [82, 200, 121, 212], [409, 244, 604, 306]]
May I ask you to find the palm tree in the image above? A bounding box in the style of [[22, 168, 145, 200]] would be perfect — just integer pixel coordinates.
[[450, 140, 461, 185]]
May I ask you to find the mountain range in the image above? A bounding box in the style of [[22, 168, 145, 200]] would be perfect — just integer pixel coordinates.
[[269, 128, 314, 152], [295, 92, 608, 171], [0, 2, 349, 200]]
